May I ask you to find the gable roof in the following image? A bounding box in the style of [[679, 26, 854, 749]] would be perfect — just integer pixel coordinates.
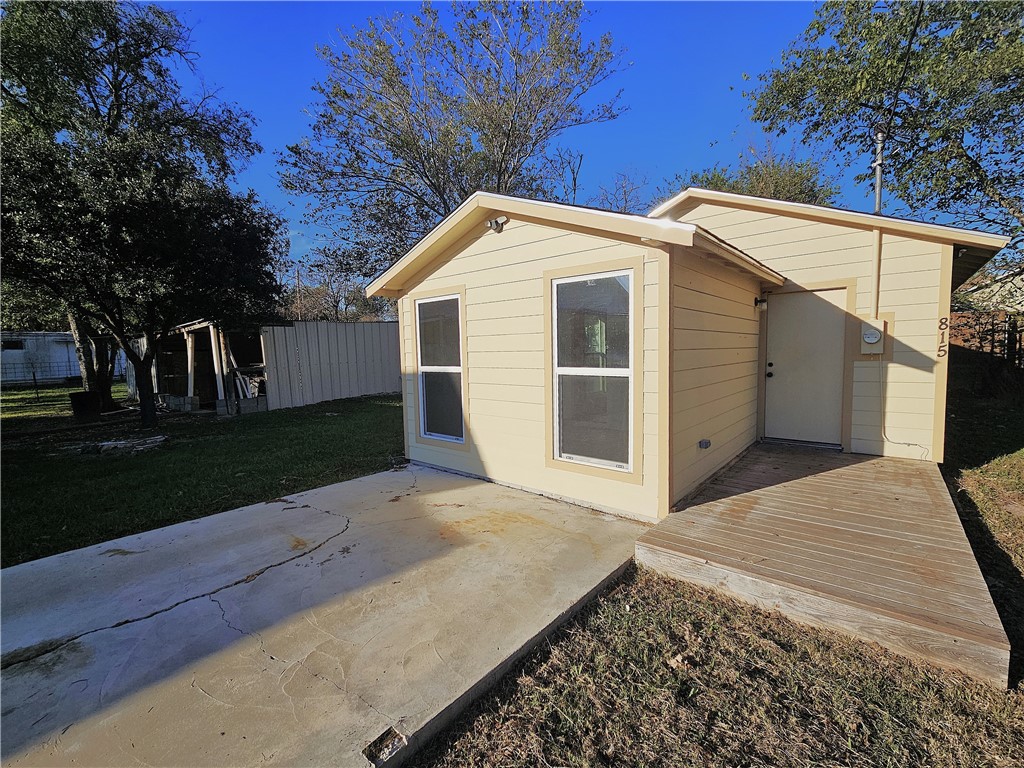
[[366, 192, 783, 297], [650, 187, 1009, 251]]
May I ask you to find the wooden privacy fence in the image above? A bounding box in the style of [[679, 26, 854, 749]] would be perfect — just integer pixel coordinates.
[[261, 321, 401, 410], [951, 310, 1023, 369]]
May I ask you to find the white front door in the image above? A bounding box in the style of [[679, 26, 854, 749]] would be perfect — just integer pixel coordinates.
[[764, 288, 847, 445]]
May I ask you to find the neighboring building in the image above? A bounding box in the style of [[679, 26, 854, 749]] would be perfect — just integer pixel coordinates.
[[366, 189, 1007, 522], [1, 331, 127, 384], [126, 320, 400, 414]]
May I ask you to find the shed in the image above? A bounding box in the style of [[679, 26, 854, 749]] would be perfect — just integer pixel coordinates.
[[366, 190, 1007, 521], [126, 320, 400, 415]]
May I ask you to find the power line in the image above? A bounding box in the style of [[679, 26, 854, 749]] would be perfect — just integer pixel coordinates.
[[874, 0, 926, 214], [882, 0, 926, 142]]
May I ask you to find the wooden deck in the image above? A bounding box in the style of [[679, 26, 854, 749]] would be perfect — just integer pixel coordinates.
[[636, 443, 1010, 687]]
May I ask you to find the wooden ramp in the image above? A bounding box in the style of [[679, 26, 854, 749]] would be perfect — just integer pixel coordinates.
[[636, 443, 1010, 687]]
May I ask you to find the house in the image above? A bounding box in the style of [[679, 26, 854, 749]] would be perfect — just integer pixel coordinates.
[[366, 189, 1007, 522], [126, 319, 400, 414], [1, 331, 127, 385]]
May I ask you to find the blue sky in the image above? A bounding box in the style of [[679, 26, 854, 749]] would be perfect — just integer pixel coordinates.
[[170, 1, 875, 262]]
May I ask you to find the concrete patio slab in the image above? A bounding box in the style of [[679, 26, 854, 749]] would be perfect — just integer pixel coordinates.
[[1, 466, 646, 767]]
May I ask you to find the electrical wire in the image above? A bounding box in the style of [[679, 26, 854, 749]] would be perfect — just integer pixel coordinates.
[[877, 352, 930, 461], [880, 0, 926, 143], [874, 1, 931, 462]]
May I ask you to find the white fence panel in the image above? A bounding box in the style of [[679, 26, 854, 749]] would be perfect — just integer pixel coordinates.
[[261, 321, 400, 411]]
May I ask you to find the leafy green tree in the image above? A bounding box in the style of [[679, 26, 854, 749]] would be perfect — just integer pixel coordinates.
[[654, 146, 840, 209], [281, 0, 627, 280], [748, 0, 1024, 285], [1, 1, 284, 426], [0, 280, 68, 332]]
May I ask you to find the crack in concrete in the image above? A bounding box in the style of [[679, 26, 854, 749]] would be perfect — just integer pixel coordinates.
[[2, 513, 353, 671], [206, 601, 396, 727], [205, 594, 381, 723], [351, 689, 395, 725]]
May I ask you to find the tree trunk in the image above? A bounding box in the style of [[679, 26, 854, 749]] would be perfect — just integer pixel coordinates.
[[68, 313, 97, 390], [123, 344, 158, 428], [133, 355, 158, 428], [69, 313, 119, 410], [94, 336, 120, 411]]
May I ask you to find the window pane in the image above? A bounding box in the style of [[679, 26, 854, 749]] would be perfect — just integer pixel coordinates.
[[558, 375, 629, 465], [556, 275, 630, 369], [418, 298, 461, 367], [422, 371, 463, 439]]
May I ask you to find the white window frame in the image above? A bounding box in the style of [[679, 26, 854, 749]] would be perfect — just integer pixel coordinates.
[[416, 294, 464, 443], [552, 269, 633, 472]]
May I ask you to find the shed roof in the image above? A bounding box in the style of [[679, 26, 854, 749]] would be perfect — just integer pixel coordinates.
[[366, 192, 784, 298]]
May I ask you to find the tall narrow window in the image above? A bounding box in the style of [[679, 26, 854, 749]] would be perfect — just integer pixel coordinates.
[[553, 270, 632, 470], [417, 295, 463, 442]]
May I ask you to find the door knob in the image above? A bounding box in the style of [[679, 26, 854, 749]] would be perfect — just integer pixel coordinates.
[[766, 371, 774, 378]]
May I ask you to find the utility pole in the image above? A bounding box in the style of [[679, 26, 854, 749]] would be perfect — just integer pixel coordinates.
[[872, 124, 887, 215], [295, 265, 302, 321]]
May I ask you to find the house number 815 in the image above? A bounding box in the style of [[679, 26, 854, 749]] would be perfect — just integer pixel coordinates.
[[937, 316, 949, 358]]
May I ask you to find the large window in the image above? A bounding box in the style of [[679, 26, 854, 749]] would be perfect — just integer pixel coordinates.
[[416, 295, 464, 442], [553, 270, 632, 470]]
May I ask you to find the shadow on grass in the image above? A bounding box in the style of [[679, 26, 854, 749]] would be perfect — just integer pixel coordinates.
[[943, 345, 1024, 689], [945, 479, 1024, 688]]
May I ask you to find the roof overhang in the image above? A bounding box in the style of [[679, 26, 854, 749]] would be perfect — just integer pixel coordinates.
[[367, 192, 782, 297], [651, 187, 1009, 253]]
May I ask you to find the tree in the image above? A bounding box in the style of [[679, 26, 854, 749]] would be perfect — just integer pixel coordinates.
[[748, 0, 1024, 287], [0, 280, 68, 332], [1, 1, 284, 426], [654, 145, 840, 209], [590, 169, 650, 214], [281, 0, 627, 280], [1, 280, 122, 409], [299, 248, 395, 321]]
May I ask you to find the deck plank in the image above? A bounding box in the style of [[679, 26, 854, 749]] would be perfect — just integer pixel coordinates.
[[636, 443, 1010, 687]]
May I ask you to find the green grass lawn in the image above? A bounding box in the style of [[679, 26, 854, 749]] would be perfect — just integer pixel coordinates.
[[0, 393, 404, 566], [0, 381, 131, 433]]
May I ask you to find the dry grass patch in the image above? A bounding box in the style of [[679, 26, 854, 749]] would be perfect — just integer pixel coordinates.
[[410, 346, 1024, 767], [960, 450, 1024, 574], [412, 568, 1024, 768]]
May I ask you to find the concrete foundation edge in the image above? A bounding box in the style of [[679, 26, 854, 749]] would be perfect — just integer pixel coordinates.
[[383, 557, 634, 767], [408, 460, 658, 525]]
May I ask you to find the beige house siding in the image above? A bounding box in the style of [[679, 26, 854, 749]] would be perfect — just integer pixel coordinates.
[[670, 249, 763, 503], [674, 202, 948, 461], [397, 219, 664, 520]]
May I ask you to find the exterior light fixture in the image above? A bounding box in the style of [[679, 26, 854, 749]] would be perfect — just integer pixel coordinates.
[[754, 297, 768, 311], [486, 216, 509, 233]]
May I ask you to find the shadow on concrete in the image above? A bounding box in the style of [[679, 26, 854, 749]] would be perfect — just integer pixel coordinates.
[[0, 464, 482, 760]]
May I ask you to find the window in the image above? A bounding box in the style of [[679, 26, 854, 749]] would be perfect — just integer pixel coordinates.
[[553, 270, 632, 470], [1, 339, 25, 351], [416, 295, 464, 442]]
